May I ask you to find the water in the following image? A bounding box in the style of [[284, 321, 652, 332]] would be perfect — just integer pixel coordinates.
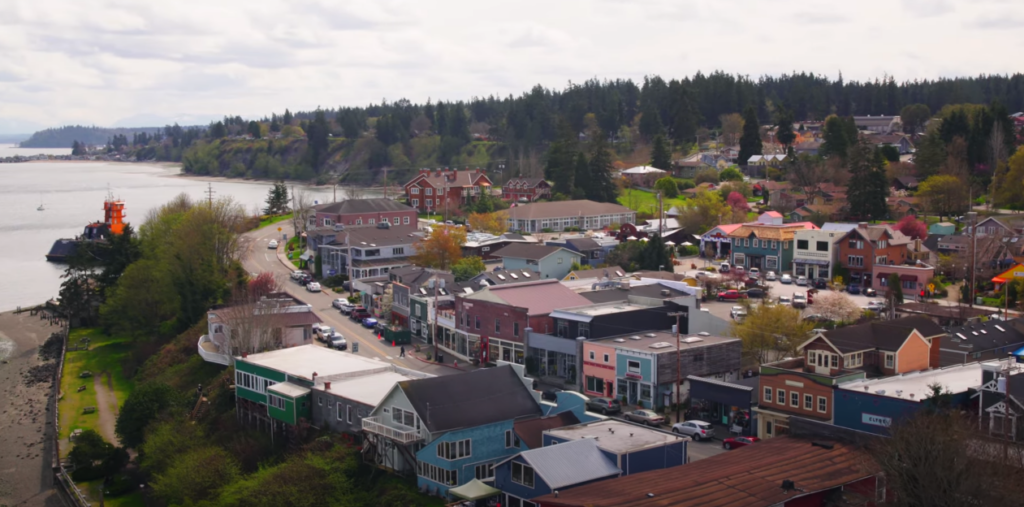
[[0, 144, 74, 157], [0, 152, 349, 311]]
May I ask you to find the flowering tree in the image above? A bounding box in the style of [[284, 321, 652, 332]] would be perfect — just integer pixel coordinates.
[[815, 292, 862, 323], [895, 215, 928, 240]]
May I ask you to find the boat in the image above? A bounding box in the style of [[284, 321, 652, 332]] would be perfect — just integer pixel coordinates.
[[45, 194, 127, 262], [37, 195, 45, 211]]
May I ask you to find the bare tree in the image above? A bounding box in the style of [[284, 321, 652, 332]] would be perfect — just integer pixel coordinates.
[[291, 187, 316, 241], [342, 184, 366, 201], [219, 274, 287, 359]]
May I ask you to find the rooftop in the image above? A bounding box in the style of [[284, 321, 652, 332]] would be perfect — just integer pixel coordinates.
[[506, 200, 634, 220], [534, 437, 875, 507], [314, 198, 414, 215], [549, 301, 652, 321], [939, 318, 1024, 364], [314, 369, 430, 406], [345, 225, 423, 248], [504, 438, 621, 490], [839, 362, 984, 401], [513, 411, 581, 450], [545, 419, 685, 455], [407, 168, 491, 188], [268, 381, 310, 398], [464, 279, 592, 316], [818, 316, 946, 354], [895, 302, 993, 320], [492, 243, 582, 261], [578, 281, 693, 304], [620, 165, 667, 174], [592, 331, 738, 354], [239, 344, 388, 382]]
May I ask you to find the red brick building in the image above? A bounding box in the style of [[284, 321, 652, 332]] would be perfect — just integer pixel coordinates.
[[502, 177, 551, 202], [312, 198, 418, 229], [835, 223, 911, 287], [403, 169, 494, 212]]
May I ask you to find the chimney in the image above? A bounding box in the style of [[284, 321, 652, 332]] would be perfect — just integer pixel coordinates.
[[915, 238, 922, 252], [435, 170, 441, 177], [858, 222, 868, 230], [242, 352, 248, 358], [325, 381, 331, 390]]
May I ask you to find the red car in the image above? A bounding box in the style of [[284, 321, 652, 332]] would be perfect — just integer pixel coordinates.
[[722, 436, 760, 450], [716, 290, 748, 302]]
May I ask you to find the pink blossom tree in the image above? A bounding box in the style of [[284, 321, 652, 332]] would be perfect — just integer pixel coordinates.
[[895, 215, 928, 240]]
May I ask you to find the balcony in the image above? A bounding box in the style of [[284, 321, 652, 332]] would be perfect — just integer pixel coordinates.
[[362, 416, 422, 444], [437, 310, 456, 329], [197, 334, 230, 366]]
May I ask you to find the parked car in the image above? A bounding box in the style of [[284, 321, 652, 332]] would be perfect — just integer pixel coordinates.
[[671, 420, 715, 441], [722, 436, 760, 450], [328, 333, 348, 351], [748, 267, 760, 278], [778, 295, 792, 306], [813, 278, 828, 289], [780, 274, 793, 284], [311, 322, 324, 339], [268, 239, 278, 249], [865, 300, 887, 313], [730, 306, 747, 320], [315, 326, 335, 342], [803, 314, 832, 325], [847, 283, 862, 295], [291, 270, 305, 280], [796, 276, 808, 286], [306, 282, 322, 292], [362, 317, 378, 328], [717, 290, 748, 302], [338, 302, 355, 314], [864, 287, 878, 297], [745, 288, 765, 299], [792, 294, 807, 309], [624, 409, 665, 426], [585, 397, 622, 415], [765, 271, 777, 281], [350, 308, 370, 321], [297, 274, 313, 285], [332, 298, 348, 309]]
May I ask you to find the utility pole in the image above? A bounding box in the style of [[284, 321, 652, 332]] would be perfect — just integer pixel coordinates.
[[658, 191, 664, 237], [968, 211, 978, 308], [669, 311, 685, 424], [205, 182, 215, 208], [384, 167, 388, 199], [432, 273, 439, 362]]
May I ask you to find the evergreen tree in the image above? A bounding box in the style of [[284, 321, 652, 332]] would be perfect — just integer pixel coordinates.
[[247, 121, 261, 139], [846, 140, 890, 220], [306, 110, 330, 169], [209, 121, 226, 139], [738, 106, 762, 165], [571, 152, 589, 199], [544, 119, 577, 196], [638, 103, 665, 141], [820, 115, 857, 159], [585, 131, 619, 203], [71, 140, 86, 156], [887, 273, 904, 305], [668, 82, 699, 145], [650, 135, 672, 170], [282, 109, 293, 126], [775, 108, 796, 149], [263, 181, 289, 215], [638, 234, 671, 271]]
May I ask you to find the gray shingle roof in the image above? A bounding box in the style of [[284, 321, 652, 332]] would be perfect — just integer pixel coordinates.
[[821, 316, 946, 353], [492, 243, 582, 261], [314, 198, 414, 215], [513, 438, 621, 490]]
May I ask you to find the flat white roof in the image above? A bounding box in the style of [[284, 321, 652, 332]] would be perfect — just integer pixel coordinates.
[[241, 345, 388, 381], [268, 381, 310, 398], [545, 419, 683, 454], [839, 362, 984, 400], [313, 370, 423, 406]]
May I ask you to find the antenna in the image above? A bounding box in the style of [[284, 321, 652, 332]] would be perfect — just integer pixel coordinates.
[[205, 182, 216, 207]]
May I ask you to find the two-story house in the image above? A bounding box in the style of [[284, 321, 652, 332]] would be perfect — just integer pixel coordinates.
[[835, 223, 911, 287], [388, 267, 455, 330], [318, 225, 422, 280], [492, 438, 620, 507], [854, 115, 901, 134], [792, 228, 846, 281], [312, 198, 418, 230], [754, 316, 945, 439], [311, 364, 433, 437], [503, 177, 552, 203], [404, 169, 494, 213], [198, 293, 321, 365], [456, 279, 592, 365], [728, 216, 818, 273], [506, 200, 636, 233], [362, 365, 543, 498], [493, 244, 585, 280]]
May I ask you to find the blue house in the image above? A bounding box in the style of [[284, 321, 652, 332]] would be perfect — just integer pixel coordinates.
[[546, 237, 613, 266], [361, 365, 543, 499], [542, 419, 687, 476], [616, 348, 657, 409], [493, 438, 620, 505], [492, 243, 585, 280]]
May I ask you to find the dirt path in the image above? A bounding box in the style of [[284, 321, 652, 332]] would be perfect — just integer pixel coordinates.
[[92, 371, 120, 446]]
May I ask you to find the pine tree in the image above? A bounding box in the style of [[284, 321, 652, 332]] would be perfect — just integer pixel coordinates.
[[572, 152, 589, 199], [775, 108, 796, 149], [306, 109, 330, 169], [650, 135, 672, 170], [247, 121, 262, 139], [586, 131, 619, 203], [738, 106, 762, 165], [846, 141, 890, 220], [282, 109, 293, 126], [638, 103, 665, 141], [820, 115, 855, 159], [544, 119, 578, 196]]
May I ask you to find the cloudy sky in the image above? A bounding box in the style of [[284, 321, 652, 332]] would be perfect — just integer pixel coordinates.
[[0, 0, 1020, 133]]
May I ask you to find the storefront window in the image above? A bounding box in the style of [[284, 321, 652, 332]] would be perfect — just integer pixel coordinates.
[[640, 384, 652, 402]]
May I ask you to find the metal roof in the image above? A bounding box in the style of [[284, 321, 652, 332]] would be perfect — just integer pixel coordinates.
[[509, 438, 621, 490]]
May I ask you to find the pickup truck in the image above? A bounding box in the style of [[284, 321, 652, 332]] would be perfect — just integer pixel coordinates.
[[717, 290, 748, 302]]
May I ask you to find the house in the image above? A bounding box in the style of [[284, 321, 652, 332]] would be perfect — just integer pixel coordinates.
[[745, 154, 787, 166], [583, 331, 741, 409], [389, 267, 455, 330], [929, 222, 955, 235], [362, 365, 543, 498], [686, 375, 760, 436], [311, 364, 433, 437], [893, 302, 993, 327], [794, 139, 823, 156], [560, 265, 629, 284], [755, 317, 944, 438], [545, 237, 614, 266], [455, 279, 593, 365], [533, 436, 885, 507], [312, 198, 418, 229], [792, 228, 846, 280], [542, 419, 687, 476], [892, 176, 920, 192], [493, 244, 586, 280], [887, 196, 920, 219], [728, 218, 818, 273], [872, 261, 935, 298], [503, 177, 552, 203], [198, 294, 321, 365], [670, 155, 711, 179], [970, 216, 1018, 237], [507, 200, 636, 233], [854, 115, 901, 134], [835, 223, 911, 287], [404, 168, 494, 212], [618, 165, 667, 185], [833, 362, 983, 435], [788, 204, 839, 223], [235, 345, 391, 439], [317, 224, 422, 279], [976, 359, 1024, 441], [871, 133, 915, 154], [680, 182, 716, 198], [463, 232, 538, 261], [492, 438, 621, 506]]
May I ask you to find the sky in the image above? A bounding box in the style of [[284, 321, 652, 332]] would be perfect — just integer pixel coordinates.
[[1, 0, 1022, 133]]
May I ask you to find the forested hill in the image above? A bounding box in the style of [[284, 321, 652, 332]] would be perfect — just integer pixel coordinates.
[[20, 125, 166, 147]]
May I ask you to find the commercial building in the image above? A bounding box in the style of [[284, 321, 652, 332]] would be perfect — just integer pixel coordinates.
[[199, 294, 321, 365], [462, 232, 538, 261], [728, 215, 818, 273], [506, 200, 636, 233], [939, 318, 1024, 366], [404, 168, 494, 213], [317, 225, 422, 280], [312, 198, 418, 229], [792, 228, 846, 280], [542, 419, 687, 476], [686, 375, 760, 436], [835, 223, 911, 288]]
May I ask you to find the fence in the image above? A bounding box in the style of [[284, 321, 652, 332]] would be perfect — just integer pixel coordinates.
[[49, 318, 90, 507]]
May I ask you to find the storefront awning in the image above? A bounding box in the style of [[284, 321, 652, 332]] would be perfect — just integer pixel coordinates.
[[795, 258, 830, 266], [899, 274, 918, 282], [876, 272, 892, 279], [994, 277, 1007, 284]]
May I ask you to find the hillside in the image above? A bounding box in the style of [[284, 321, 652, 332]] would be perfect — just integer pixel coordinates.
[[20, 125, 167, 148]]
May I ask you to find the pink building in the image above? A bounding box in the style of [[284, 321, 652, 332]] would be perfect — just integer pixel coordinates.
[[872, 262, 935, 297], [582, 341, 618, 399]]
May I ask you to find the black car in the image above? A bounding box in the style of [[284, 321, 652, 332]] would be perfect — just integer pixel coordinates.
[[745, 288, 765, 299], [813, 278, 828, 289]]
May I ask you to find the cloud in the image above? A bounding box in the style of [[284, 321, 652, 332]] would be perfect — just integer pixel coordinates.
[[901, 0, 955, 17]]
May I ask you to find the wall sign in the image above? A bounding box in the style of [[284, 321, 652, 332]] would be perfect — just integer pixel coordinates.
[[861, 413, 892, 427], [625, 372, 643, 380]]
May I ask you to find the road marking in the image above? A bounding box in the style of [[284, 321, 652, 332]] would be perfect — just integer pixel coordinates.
[[385, 356, 392, 360], [373, 357, 381, 361], [265, 254, 270, 261]]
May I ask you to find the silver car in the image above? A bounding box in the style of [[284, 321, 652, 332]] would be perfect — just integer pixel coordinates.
[[671, 420, 715, 441], [624, 409, 665, 426]]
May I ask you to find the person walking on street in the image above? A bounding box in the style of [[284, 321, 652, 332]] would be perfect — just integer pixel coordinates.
[[399, 346, 405, 358]]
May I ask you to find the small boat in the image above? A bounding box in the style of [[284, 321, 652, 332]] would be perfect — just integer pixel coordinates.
[[37, 204, 45, 211]]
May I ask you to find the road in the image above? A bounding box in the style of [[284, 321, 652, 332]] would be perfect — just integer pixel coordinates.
[[240, 223, 457, 377]]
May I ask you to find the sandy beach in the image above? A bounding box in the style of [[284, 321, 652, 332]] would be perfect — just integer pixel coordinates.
[[0, 310, 64, 507]]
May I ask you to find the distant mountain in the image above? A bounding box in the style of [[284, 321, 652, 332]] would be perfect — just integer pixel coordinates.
[[113, 113, 221, 128], [20, 125, 164, 148], [0, 133, 30, 144]]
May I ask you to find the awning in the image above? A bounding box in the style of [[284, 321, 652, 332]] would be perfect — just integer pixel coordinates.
[[993, 277, 1007, 284], [876, 272, 891, 279], [796, 259, 830, 266], [299, 251, 314, 261], [900, 274, 917, 282], [448, 479, 501, 501]]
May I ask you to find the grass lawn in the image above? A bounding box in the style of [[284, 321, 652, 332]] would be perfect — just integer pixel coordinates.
[[77, 480, 146, 507], [418, 212, 443, 221], [59, 329, 135, 451], [618, 189, 688, 214], [258, 213, 292, 229]]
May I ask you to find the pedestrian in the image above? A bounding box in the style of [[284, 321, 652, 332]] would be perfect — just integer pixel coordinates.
[[399, 346, 405, 358]]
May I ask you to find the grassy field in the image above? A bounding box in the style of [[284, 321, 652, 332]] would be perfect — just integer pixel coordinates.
[[418, 212, 443, 221], [59, 329, 135, 447], [77, 480, 146, 507], [258, 213, 292, 229], [617, 189, 688, 215]]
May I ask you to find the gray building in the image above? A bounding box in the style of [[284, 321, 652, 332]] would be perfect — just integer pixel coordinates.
[[310, 365, 432, 436]]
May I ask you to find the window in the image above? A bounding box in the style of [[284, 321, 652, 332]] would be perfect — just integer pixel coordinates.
[[797, 239, 809, 250], [804, 393, 813, 410], [848, 239, 864, 249], [766, 256, 778, 269], [816, 241, 829, 252], [475, 316, 481, 329], [603, 354, 610, 363], [404, 216, 410, 225], [589, 351, 595, 360], [318, 396, 323, 406], [346, 405, 352, 423], [846, 352, 864, 368], [419, 462, 459, 486], [495, 319, 501, 333], [817, 396, 827, 413], [381, 217, 389, 225], [847, 255, 864, 267], [791, 391, 799, 407], [393, 247, 405, 255], [764, 387, 773, 403], [743, 238, 749, 247], [875, 256, 887, 265], [511, 462, 535, 488], [885, 353, 895, 369], [693, 352, 705, 362], [752, 239, 759, 248], [411, 188, 420, 194], [269, 394, 286, 410], [578, 322, 590, 339], [324, 218, 333, 227], [425, 188, 433, 195], [505, 430, 515, 448], [412, 199, 419, 207], [426, 199, 432, 207], [878, 240, 888, 249], [475, 463, 494, 480], [392, 407, 415, 427], [337, 404, 344, 420], [586, 376, 605, 393], [733, 253, 746, 265], [831, 355, 838, 368], [771, 240, 778, 250], [437, 439, 472, 460], [558, 257, 564, 264], [777, 389, 785, 405], [514, 322, 520, 337], [627, 360, 641, 375]]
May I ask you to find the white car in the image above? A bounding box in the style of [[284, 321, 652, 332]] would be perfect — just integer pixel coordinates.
[[671, 420, 715, 441], [268, 239, 278, 249], [748, 267, 760, 278], [778, 295, 792, 306], [865, 301, 887, 312], [332, 298, 348, 309], [306, 282, 322, 292], [315, 326, 335, 342], [291, 270, 305, 280], [796, 276, 808, 286], [719, 262, 731, 273], [731, 306, 747, 320], [765, 271, 777, 281], [780, 274, 793, 284]]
